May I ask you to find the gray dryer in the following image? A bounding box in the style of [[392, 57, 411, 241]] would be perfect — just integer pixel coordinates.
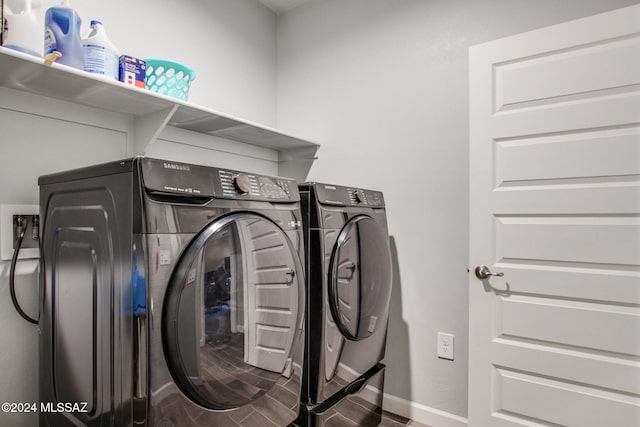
[[297, 182, 392, 427]]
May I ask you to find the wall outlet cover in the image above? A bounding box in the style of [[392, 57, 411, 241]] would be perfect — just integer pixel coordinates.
[[437, 332, 454, 361]]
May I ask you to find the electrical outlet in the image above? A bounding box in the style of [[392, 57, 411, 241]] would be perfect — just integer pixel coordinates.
[[437, 332, 454, 361], [1, 204, 40, 261]]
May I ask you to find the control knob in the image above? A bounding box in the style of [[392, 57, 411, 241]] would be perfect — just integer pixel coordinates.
[[354, 189, 366, 203], [234, 173, 252, 194]]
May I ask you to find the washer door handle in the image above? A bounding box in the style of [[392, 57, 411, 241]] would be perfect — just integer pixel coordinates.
[[475, 265, 504, 280]]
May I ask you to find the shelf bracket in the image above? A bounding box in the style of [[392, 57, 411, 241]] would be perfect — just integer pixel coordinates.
[[277, 145, 320, 181], [131, 105, 179, 155]]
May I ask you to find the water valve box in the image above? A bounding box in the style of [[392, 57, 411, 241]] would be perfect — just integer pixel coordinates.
[[119, 55, 146, 88]]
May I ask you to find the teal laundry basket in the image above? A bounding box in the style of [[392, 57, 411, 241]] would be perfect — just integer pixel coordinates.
[[145, 59, 196, 101]]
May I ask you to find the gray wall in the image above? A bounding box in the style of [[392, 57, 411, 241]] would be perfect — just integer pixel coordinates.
[[0, 1, 277, 426], [276, 0, 639, 419]]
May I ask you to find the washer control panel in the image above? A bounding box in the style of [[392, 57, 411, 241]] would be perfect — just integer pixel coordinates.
[[312, 183, 385, 207], [140, 158, 298, 202], [218, 170, 296, 201]]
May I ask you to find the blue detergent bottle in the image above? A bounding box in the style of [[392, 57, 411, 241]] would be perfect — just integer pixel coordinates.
[[44, 0, 83, 69]]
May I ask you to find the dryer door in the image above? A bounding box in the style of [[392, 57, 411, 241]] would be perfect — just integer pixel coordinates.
[[162, 212, 304, 413], [328, 215, 392, 341]]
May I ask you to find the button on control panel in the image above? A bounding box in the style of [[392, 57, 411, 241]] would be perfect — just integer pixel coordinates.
[[234, 173, 252, 194]]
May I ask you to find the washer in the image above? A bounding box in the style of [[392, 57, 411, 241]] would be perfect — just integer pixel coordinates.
[[39, 157, 306, 426], [297, 182, 393, 427]]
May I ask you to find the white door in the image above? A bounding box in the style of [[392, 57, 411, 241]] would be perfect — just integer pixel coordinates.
[[469, 5, 640, 427], [238, 215, 302, 374]]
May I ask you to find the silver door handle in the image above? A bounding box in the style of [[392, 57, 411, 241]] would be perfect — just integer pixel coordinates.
[[340, 262, 357, 279], [475, 265, 504, 280], [285, 269, 295, 283]]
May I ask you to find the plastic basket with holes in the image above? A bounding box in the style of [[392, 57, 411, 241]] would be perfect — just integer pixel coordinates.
[[145, 59, 196, 101]]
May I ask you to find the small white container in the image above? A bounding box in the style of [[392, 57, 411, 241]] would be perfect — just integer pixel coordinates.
[[82, 20, 119, 79], [3, 0, 42, 57]]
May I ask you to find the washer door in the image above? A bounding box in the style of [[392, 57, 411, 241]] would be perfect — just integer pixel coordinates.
[[162, 212, 304, 410], [328, 215, 392, 341]]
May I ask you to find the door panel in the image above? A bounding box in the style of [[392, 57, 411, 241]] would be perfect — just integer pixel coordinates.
[[495, 368, 639, 427], [497, 295, 640, 355], [495, 128, 640, 185], [495, 216, 639, 265], [494, 36, 640, 110], [469, 5, 640, 426]]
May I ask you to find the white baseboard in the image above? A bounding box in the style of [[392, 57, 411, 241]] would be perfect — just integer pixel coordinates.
[[383, 393, 468, 427]]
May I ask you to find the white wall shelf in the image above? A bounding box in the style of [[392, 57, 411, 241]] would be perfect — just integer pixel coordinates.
[[0, 47, 319, 179]]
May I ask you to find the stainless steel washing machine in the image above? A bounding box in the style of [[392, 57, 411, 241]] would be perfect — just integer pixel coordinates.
[[39, 157, 306, 426], [297, 183, 392, 427]]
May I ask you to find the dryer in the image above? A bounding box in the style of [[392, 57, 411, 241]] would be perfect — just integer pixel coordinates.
[[39, 157, 306, 426], [297, 183, 392, 427]]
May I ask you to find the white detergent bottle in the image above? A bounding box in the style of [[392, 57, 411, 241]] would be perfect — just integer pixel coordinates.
[[82, 20, 119, 79], [3, 0, 42, 57]]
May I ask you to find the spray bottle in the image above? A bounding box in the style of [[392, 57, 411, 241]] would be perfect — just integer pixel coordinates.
[[2, 0, 42, 57], [44, 0, 83, 69]]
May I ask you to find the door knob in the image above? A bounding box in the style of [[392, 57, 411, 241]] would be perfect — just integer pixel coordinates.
[[475, 265, 504, 280], [285, 269, 295, 283]]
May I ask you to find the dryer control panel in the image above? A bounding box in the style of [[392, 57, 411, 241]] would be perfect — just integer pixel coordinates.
[[311, 183, 385, 208]]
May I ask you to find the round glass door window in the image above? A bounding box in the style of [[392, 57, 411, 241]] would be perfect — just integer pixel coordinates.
[[162, 213, 304, 410], [328, 215, 392, 341]]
